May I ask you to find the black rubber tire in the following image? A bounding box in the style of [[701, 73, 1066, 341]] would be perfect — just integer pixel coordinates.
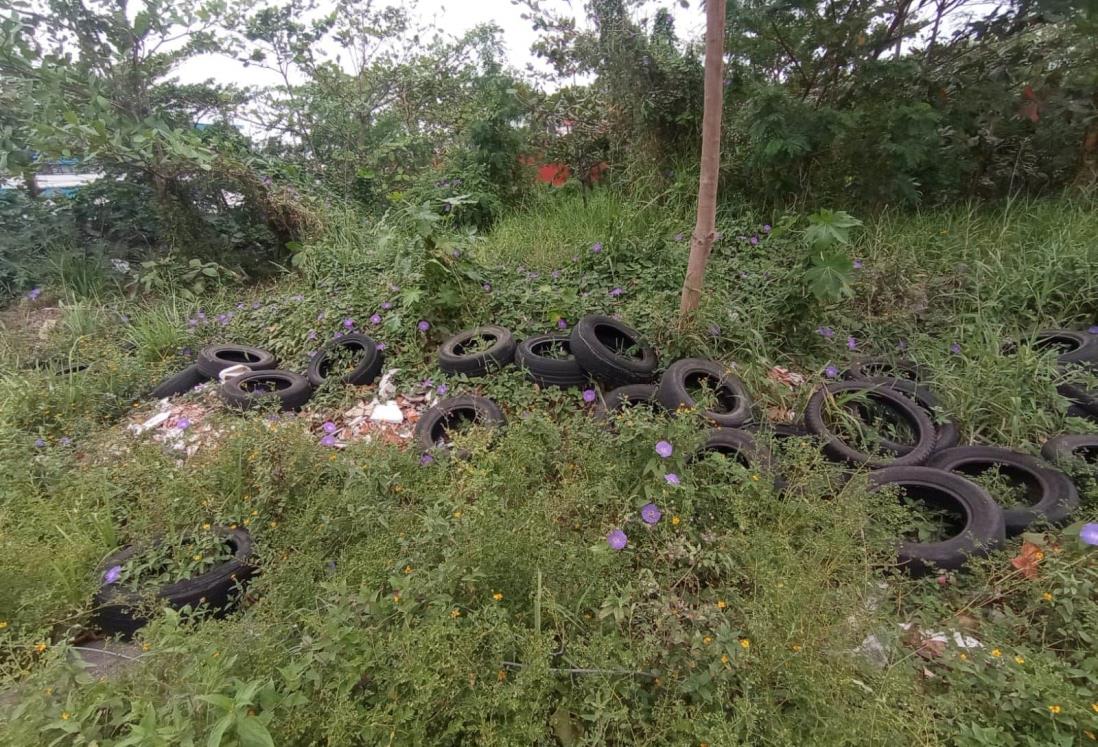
[[569, 314, 658, 387], [1066, 403, 1098, 422], [657, 358, 753, 427], [803, 381, 937, 468], [693, 428, 774, 471], [438, 326, 516, 377], [149, 364, 208, 399], [747, 422, 812, 441], [197, 344, 278, 378], [515, 334, 590, 388], [926, 446, 1079, 535], [93, 527, 257, 639], [843, 358, 924, 382], [1033, 329, 1098, 367], [1042, 434, 1098, 465], [1057, 381, 1098, 418], [868, 466, 1006, 576], [415, 395, 506, 453], [860, 377, 960, 454], [219, 370, 313, 412], [307, 333, 383, 387], [595, 384, 660, 419]]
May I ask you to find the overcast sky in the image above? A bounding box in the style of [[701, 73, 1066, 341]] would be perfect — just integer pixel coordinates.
[[175, 0, 705, 88]]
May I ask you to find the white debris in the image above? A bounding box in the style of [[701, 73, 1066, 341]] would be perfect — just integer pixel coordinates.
[[128, 409, 172, 435], [218, 364, 252, 383], [377, 369, 400, 400], [370, 401, 404, 423]]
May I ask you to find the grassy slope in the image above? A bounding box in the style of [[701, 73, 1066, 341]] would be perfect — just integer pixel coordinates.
[[0, 190, 1096, 744]]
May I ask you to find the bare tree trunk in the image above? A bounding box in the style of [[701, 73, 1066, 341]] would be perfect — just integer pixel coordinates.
[[679, 0, 727, 321]]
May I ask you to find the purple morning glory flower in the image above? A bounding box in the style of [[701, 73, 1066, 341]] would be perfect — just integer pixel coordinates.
[[591, 242, 603, 254], [641, 503, 662, 525], [708, 324, 721, 337], [420, 453, 434, 466], [417, 320, 430, 332], [34, 438, 45, 448], [582, 389, 596, 404], [950, 342, 962, 354], [322, 421, 337, 434], [307, 330, 318, 340], [381, 302, 392, 310], [607, 529, 628, 551], [557, 318, 568, 330], [176, 418, 191, 430], [376, 342, 386, 351], [370, 314, 382, 325], [749, 235, 759, 246], [762, 224, 772, 234], [251, 302, 261, 310], [320, 434, 338, 447], [451, 249, 461, 258], [1080, 523, 1098, 545], [420, 378, 434, 389], [343, 318, 355, 329], [236, 302, 245, 310], [1088, 326, 1098, 335], [609, 287, 623, 297], [664, 473, 681, 487], [216, 313, 230, 326], [483, 283, 492, 292], [26, 287, 42, 301], [825, 364, 839, 378], [674, 232, 684, 241], [817, 326, 835, 339], [103, 565, 122, 584], [847, 337, 857, 351], [853, 260, 863, 269], [437, 384, 449, 395], [59, 437, 72, 447], [655, 440, 673, 459]]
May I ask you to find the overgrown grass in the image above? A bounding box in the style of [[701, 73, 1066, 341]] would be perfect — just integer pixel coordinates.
[[1, 190, 1097, 744]]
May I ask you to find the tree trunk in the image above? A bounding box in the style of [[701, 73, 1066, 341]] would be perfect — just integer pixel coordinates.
[[679, 0, 727, 321]]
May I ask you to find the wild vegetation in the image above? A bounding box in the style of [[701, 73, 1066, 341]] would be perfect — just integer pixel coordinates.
[[1, 0, 1097, 744]]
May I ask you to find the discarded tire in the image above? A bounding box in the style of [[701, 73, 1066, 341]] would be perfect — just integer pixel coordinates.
[[415, 395, 506, 453], [569, 314, 658, 387], [197, 344, 278, 378], [843, 358, 924, 382], [595, 384, 660, 420], [438, 325, 516, 377], [94, 527, 257, 638], [860, 377, 959, 454], [307, 333, 383, 387], [515, 334, 590, 388], [804, 381, 937, 468], [927, 446, 1079, 535], [694, 428, 773, 472], [1032, 329, 1098, 368], [1057, 381, 1098, 419], [657, 358, 752, 427], [219, 370, 312, 412], [868, 466, 1006, 576], [149, 364, 208, 399], [1041, 434, 1098, 465]]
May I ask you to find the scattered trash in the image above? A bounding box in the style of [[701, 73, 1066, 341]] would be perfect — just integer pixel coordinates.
[[377, 368, 400, 400], [370, 401, 404, 423], [218, 364, 252, 383], [768, 366, 806, 389]]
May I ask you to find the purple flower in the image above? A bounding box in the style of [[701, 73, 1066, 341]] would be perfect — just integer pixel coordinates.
[[34, 438, 45, 448], [437, 384, 449, 395], [950, 342, 961, 355], [1080, 523, 1098, 546], [343, 318, 355, 329], [557, 318, 568, 330], [216, 313, 230, 326], [591, 242, 603, 254], [370, 314, 382, 326], [609, 287, 624, 297], [847, 337, 857, 351], [674, 232, 684, 241], [236, 302, 245, 310], [103, 565, 122, 584], [853, 260, 863, 269], [251, 302, 261, 310], [664, 473, 681, 487], [817, 326, 835, 339], [376, 342, 386, 351], [25, 287, 42, 301], [607, 529, 628, 551], [388, 283, 400, 292], [483, 283, 492, 292], [708, 324, 721, 337], [381, 302, 393, 310], [762, 224, 772, 234], [417, 320, 430, 332], [420, 378, 434, 389], [59, 437, 72, 447], [320, 434, 338, 447], [582, 389, 596, 404], [307, 330, 318, 341], [825, 364, 839, 379], [641, 503, 662, 525], [655, 440, 673, 459], [451, 249, 461, 258], [176, 418, 191, 430], [1089, 326, 1098, 335], [749, 235, 759, 246], [420, 453, 434, 466], [322, 421, 337, 434]]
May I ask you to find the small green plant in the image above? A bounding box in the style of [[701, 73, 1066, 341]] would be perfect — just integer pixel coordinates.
[[803, 209, 862, 302], [135, 256, 239, 300], [109, 531, 234, 591]]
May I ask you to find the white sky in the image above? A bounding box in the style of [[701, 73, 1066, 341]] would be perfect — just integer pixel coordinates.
[[175, 0, 705, 88]]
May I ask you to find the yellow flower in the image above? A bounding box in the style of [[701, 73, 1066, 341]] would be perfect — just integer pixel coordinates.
[[141, 642, 150, 652], [453, 510, 463, 519], [269, 521, 278, 528], [1014, 656, 1025, 665], [497, 670, 507, 682], [791, 644, 802, 652], [671, 515, 681, 526], [1049, 704, 1061, 715], [720, 654, 730, 665], [450, 608, 461, 618], [492, 592, 503, 601], [991, 648, 1002, 657], [192, 554, 202, 562], [1092, 703, 1098, 713], [228, 523, 238, 530], [329, 454, 337, 461], [958, 653, 968, 661], [1034, 550, 1045, 561], [34, 642, 47, 653], [716, 600, 727, 610], [702, 636, 713, 645], [251, 510, 258, 516], [0, 621, 7, 630], [61, 712, 71, 721], [1042, 592, 1053, 602], [740, 638, 751, 650], [751, 474, 760, 482]]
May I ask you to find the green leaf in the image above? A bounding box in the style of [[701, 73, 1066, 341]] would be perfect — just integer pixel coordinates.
[[196, 694, 234, 713], [205, 712, 234, 747], [236, 716, 275, 747]]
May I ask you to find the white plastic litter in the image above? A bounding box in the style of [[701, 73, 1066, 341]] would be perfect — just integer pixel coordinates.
[[218, 364, 252, 383], [127, 410, 171, 435], [377, 369, 400, 400], [370, 401, 404, 423]]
